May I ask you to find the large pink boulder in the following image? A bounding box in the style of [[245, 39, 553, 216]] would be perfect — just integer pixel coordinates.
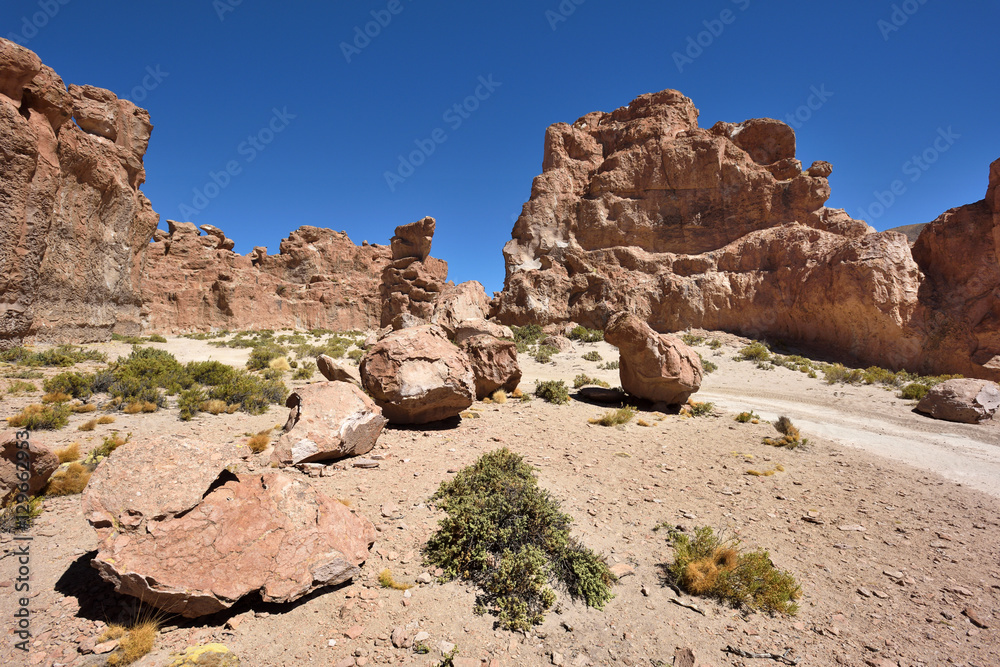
[[360, 325, 475, 424], [604, 312, 703, 405], [83, 436, 375, 617], [272, 382, 386, 465], [459, 334, 522, 400], [916, 379, 1000, 424]]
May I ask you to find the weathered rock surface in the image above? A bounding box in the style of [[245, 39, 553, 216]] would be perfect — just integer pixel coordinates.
[[83, 436, 375, 617], [493, 88, 1000, 380], [360, 325, 475, 424], [316, 354, 362, 388], [458, 334, 522, 399], [452, 318, 514, 344], [430, 281, 492, 333], [0, 431, 58, 502], [0, 38, 158, 347], [604, 312, 702, 405], [142, 222, 391, 334], [380, 217, 449, 326], [916, 379, 1000, 424], [272, 382, 386, 465]]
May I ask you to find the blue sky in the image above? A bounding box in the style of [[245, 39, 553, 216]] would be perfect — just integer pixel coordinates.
[[4, 0, 998, 295]]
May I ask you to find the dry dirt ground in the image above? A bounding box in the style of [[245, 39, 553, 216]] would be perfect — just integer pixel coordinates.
[[1, 332, 998, 667]]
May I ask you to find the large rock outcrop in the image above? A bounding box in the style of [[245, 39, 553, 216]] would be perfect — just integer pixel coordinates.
[[494, 89, 1000, 380], [0, 38, 159, 347], [141, 222, 391, 333], [83, 436, 376, 617]]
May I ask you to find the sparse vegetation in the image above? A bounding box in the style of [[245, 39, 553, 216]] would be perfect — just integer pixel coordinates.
[[97, 415, 115, 425], [746, 464, 785, 477], [681, 332, 705, 346], [86, 432, 130, 463], [569, 326, 604, 343], [7, 403, 70, 430], [698, 353, 718, 374], [41, 391, 71, 404], [663, 526, 800, 615], [45, 463, 92, 496], [534, 380, 570, 405], [55, 442, 80, 463], [512, 324, 545, 352], [293, 361, 316, 380], [682, 400, 715, 418], [0, 496, 43, 533], [268, 356, 292, 372], [78, 419, 97, 431], [425, 449, 615, 631], [735, 411, 761, 424], [532, 345, 559, 364], [599, 360, 619, 371], [588, 406, 636, 427], [581, 351, 603, 362], [738, 341, 771, 365], [177, 387, 206, 421], [488, 389, 508, 404], [378, 568, 413, 590], [0, 344, 106, 367], [708, 339, 723, 350], [101, 616, 159, 667], [247, 430, 271, 453], [5, 379, 38, 394], [573, 374, 610, 389], [208, 370, 287, 414], [147, 334, 167, 343], [900, 382, 930, 400], [764, 416, 807, 449], [246, 342, 289, 371], [123, 401, 157, 414]]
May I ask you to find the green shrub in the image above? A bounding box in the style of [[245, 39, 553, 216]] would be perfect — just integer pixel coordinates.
[[246, 342, 288, 371], [599, 360, 619, 371], [687, 401, 715, 417], [734, 411, 760, 423], [900, 383, 930, 401], [698, 354, 717, 374], [0, 496, 44, 533], [569, 326, 603, 343], [347, 348, 364, 364], [109, 347, 191, 406], [293, 362, 316, 381], [708, 339, 723, 350], [681, 333, 705, 346], [43, 372, 96, 400], [185, 360, 236, 386], [0, 345, 106, 367], [177, 387, 206, 421], [512, 325, 545, 352], [147, 334, 168, 343], [764, 416, 806, 449], [6, 379, 37, 395], [588, 406, 635, 426], [581, 351, 603, 362], [4, 369, 43, 380], [533, 345, 559, 364], [7, 404, 70, 430], [425, 449, 615, 631], [663, 526, 800, 615], [573, 374, 609, 389], [738, 342, 771, 363], [534, 380, 570, 405], [86, 432, 130, 463], [209, 370, 286, 414]]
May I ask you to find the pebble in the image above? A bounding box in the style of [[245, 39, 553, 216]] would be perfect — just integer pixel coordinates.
[[416, 572, 432, 584], [344, 625, 364, 640]]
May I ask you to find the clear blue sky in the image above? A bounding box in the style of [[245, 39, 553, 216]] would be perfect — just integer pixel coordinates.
[[5, 0, 998, 295]]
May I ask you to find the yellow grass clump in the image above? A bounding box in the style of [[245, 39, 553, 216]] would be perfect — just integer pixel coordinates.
[[247, 430, 271, 453], [588, 406, 635, 427], [268, 356, 292, 372], [97, 415, 116, 425], [378, 568, 413, 590], [490, 389, 508, 404], [124, 401, 157, 414], [55, 442, 80, 463], [102, 618, 159, 666], [71, 402, 96, 413], [45, 462, 92, 496], [42, 391, 71, 404], [78, 419, 97, 432]]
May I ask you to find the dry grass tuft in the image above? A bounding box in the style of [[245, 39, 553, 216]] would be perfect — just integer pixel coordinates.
[[764, 417, 806, 449], [97, 415, 116, 425], [71, 402, 96, 413], [268, 356, 292, 372], [124, 401, 157, 414], [199, 399, 230, 415], [589, 406, 635, 427], [8, 403, 69, 430], [103, 618, 158, 666], [55, 442, 80, 463], [489, 389, 507, 404], [510, 388, 523, 399], [42, 391, 71, 404], [45, 462, 92, 496], [78, 419, 97, 432], [247, 430, 271, 453], [636, 419, 652, 427], [378, 568, 413, 590]]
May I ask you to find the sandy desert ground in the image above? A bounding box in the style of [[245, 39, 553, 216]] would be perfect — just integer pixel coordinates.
[[1, 332, 997, 667]]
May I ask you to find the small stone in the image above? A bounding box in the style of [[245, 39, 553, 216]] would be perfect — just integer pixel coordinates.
[[334, 658, 355, 667], [381, 503, 401, 518], [964, 607, 989, 628], [872, 590, 890, 599], [640, 584, 650, 597], [945, 585, 974, 596], [552, 651, 565, 666], [673, 647, 695, 667], [439, 641, 456, 655], [414, 631, 430, 642], [857, 587, 872, 598], [391, 626, 411, 649], [93, 639, 119, 655], [344, 625, 364, 640], [609, 563, 634, 578], [883, 570, 903, 579], [416, 572, 433, 584], [838, 524, 866, 532], [78, 637, 96, 654]]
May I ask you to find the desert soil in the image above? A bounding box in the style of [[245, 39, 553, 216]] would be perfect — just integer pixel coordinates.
[[1, 332, 997, 667]]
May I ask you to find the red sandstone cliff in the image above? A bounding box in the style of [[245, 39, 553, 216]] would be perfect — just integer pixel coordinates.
[[0, 38, 159, 347], [494, 90, 999, 380]]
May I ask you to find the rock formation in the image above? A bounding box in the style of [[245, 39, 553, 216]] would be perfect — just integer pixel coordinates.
[[493, 89, 1000, 380], [604, 312, 702, 405], [359, 325, 475, 424], [272, 382, 386, 465], [83, 436, 376, 617], [458, 334, 522, 400], [379, 217, 450, 326], [916, 379, 1000, 424], [0, 38, 159, 348], [141, 222, 391, 333], [1, 431, 58, 502]]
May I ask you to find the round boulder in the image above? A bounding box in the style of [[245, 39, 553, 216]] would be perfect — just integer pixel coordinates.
[[916, 379, 1000, 424], [459, 334, 522, 400], [360, 325, 475, 424], [604, 312, 703, 405]]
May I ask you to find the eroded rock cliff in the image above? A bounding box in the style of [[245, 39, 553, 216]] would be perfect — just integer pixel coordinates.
[[494, 89, 999, 379]]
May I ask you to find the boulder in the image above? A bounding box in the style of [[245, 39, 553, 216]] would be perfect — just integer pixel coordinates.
[[430, 281, 492, 332], [0, 431, 58, 502], [452, 318, 514, 344], [272, 382, 386, 465], [390, 216, 435, 261], [316, 354, 362, 388], [459, 334, 522, 399], [83, 436, 375, 617], [541, 335, 573, 352], [604, 312, 702, 405], [391, 312, 427, 331], [360, 325, 475, 424], [916, 379, 1000, 424]]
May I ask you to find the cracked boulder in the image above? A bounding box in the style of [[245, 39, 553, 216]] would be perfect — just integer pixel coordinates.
[[1, 430, 58, 503], [82, 436, 375, 617], [360, 324, 475, 424], [458, 334, 522, 400], [272, 382, 386, 465], [604, 312, 703, 405], [916, 379, 1000, 424]]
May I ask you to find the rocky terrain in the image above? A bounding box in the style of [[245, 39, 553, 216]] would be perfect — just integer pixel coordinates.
[[492, 90, 1000, 382]]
